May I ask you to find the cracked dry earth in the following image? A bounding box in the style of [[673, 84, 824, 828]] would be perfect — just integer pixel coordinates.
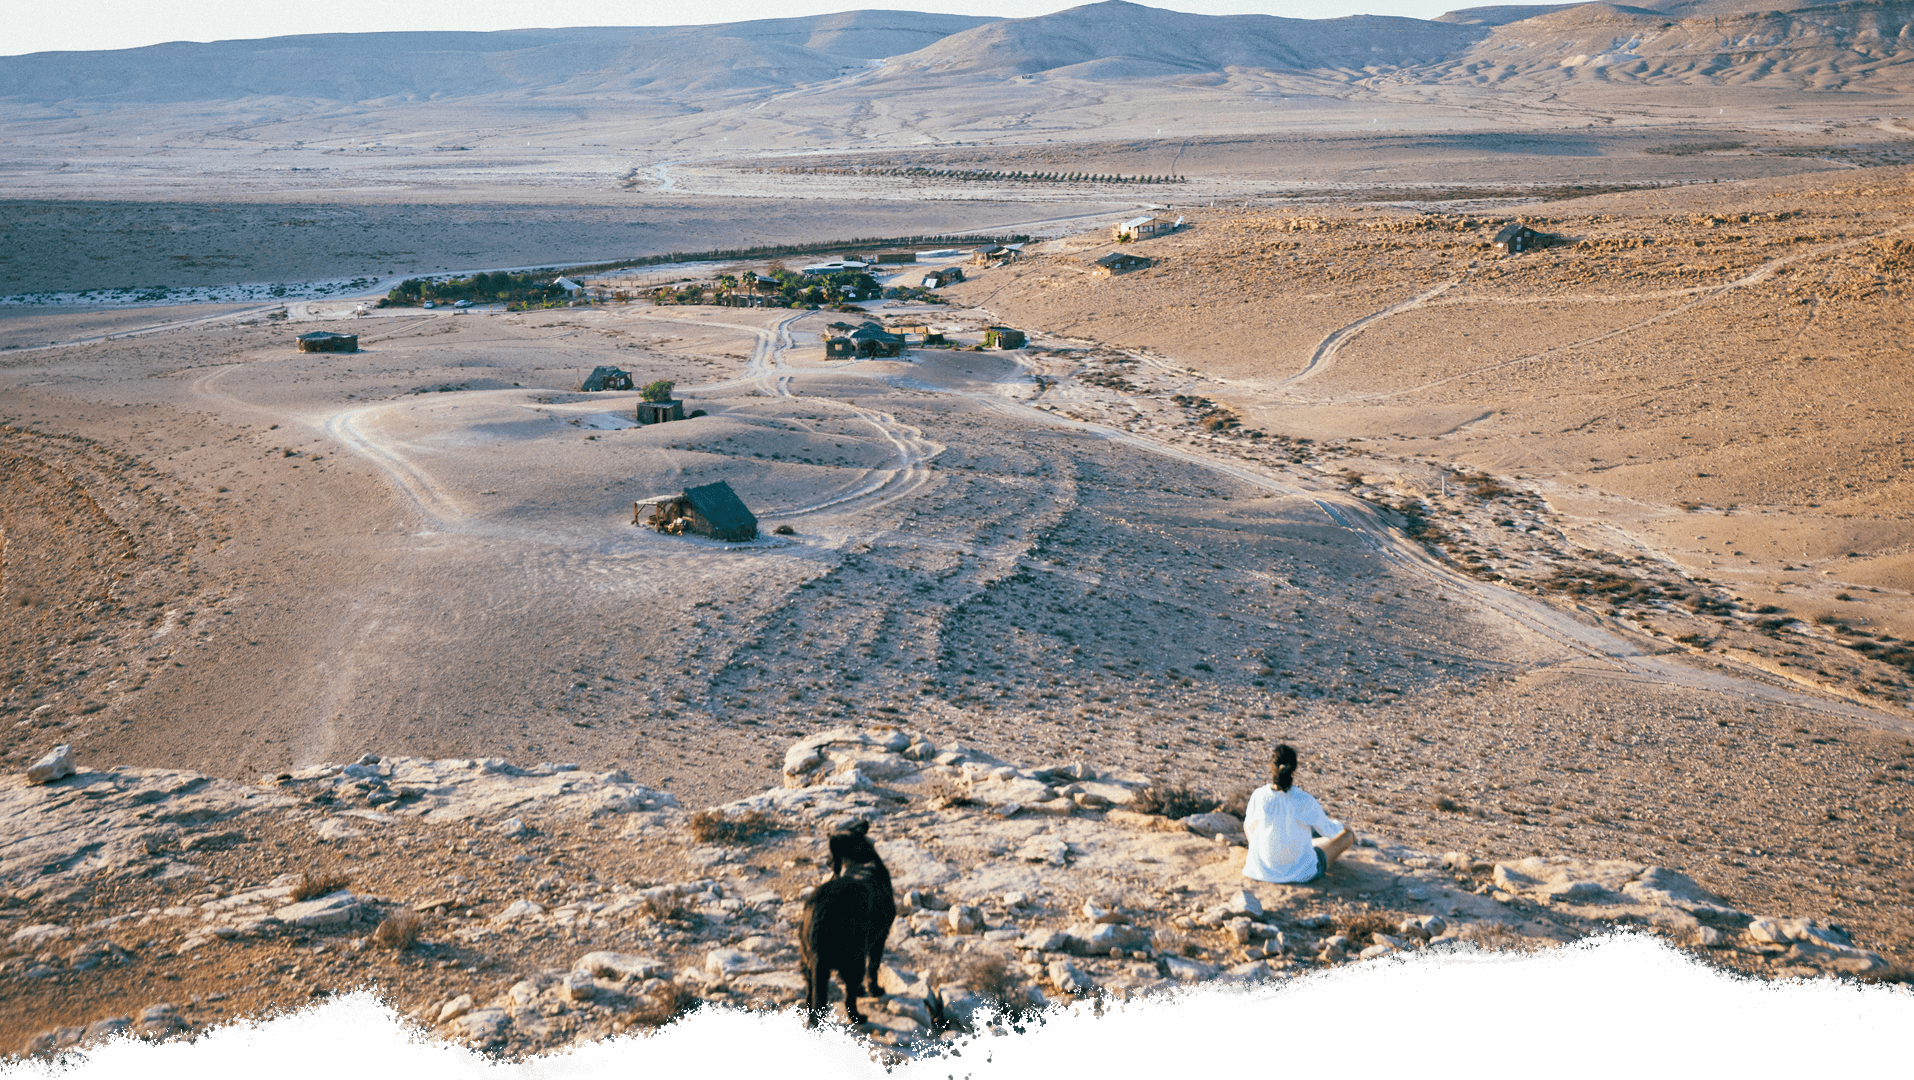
[[1, 726, 1900, 1060]]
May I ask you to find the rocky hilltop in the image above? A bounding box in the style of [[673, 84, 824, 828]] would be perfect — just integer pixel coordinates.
[[3, 729, 1896, 1059]]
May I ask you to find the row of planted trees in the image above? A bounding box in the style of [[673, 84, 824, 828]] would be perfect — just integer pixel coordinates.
[[650, 264, 894, 309], [379, 271, 575, 309], [774, 166, 1184, 185]]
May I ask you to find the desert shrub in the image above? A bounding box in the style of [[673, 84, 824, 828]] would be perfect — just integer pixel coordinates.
[[924, 776, 979, 809], [640, 379, 676, 402], [1333, 911, 1400, 947], [1431, 794, 1467, 814], [1218, 785, 1255, 819], [685, 809, 782, 845], [640, 891, 694, 923], [291, 871, 351, 902], [1455, 921, 1532, 952], [1133, 781, 1219, 819], [372, 910, 423, 951], [947, 953, 1025, 1010]]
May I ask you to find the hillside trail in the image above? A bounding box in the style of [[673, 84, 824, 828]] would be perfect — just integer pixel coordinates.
[[1285, 223, 1914, 400]]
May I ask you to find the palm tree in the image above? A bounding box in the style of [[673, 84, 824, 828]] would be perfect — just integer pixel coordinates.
[[741, 270, 758, 305]]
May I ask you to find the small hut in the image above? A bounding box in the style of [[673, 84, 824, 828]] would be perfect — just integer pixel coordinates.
[[636, 399, 685, 425], [825, 336, 857, 358], [296, 331, 358, 353], [850, 323, 905, 358], [984, 326, 1026, 349], [1091, 252, 1152, 277], [636, 481, 758, 541], [1114, 216, 1178, 242], [1493, 223, 1542, 255], [581, 366, 634, 391], [920, 267, 964, 288]]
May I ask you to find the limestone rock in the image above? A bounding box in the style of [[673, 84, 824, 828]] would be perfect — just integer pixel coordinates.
[[1018, 928, 1071, 952], [1181, 811, 1245, 840], [9, 924, 70, 948], [1225, 889, 1264, 918], [782, 728, 912, 788], [449, 1007, 509, 1042], [492, 898, 544, 924], [1082, 900, 1128, 924], [1162, 955, 1219, 982], [26, 745, 76, 785], [945, 905, 980, 935], [1017, 836, 1069, 866], [1492, 857, 1642, 903], [1399, 914, 1448, 940], [704, 947, 774, 977], [82, 1017, 132, 1043], [562, 971, 595, 1001], [935, 986, 986, 1029], [274, 890, 359, 928], [1227, 917, 1254, 945], [437, 995, 475, 1022], [1047, 959, 1094, 995], [575, 951, 664, 981]]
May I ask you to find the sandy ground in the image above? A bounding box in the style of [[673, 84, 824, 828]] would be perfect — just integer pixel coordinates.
[[4, 86, 1914, 1058]]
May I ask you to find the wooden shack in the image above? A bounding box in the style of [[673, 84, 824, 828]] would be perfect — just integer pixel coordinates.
[[636, 480, 758, 541], [1493, 222, 1541, 255], [849, 323, 905, 358], [825, 336, 857, 358], [984, 326, 1026, 349], [581, 366, 633, 391], [296, 331, 358, 353], [1091, 253, 1152, 277], [636, 399, 685, 425]]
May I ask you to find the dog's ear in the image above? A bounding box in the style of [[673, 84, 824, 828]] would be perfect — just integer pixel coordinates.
[[847, 819, 871, 837]]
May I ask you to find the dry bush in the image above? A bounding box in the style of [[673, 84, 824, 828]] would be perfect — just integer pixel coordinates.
[[1218, 785, 1255, 820], [1333, 911, 1401, 947], [1454, 921, 1533, 953], [622, 984, 701, 1029], [640, 892, 694, 923], [1431, 795, 1468, 814], [372, 910, 423, 951], [290, 871, 351, 902], [924, 776, 978, 809], [1133, 782, 1219, 819], [685, 808, 783, 846]]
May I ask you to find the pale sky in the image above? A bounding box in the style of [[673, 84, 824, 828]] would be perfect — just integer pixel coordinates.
[[5, 0, 1466, 57]]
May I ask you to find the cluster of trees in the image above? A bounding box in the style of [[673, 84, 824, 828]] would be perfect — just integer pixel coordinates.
[[380, 271, 566, 308], [775, 166, 1184, 185], [651, 265, 884, 309]]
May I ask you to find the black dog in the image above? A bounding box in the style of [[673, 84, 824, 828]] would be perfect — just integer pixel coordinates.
[[799, 819, 897, 1027]]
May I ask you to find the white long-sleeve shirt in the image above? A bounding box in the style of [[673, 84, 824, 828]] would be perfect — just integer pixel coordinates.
[[1242, 784, 1345, 884]]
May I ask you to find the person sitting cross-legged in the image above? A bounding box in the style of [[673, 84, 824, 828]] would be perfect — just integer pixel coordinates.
[[1242, 743, 1353, 884]]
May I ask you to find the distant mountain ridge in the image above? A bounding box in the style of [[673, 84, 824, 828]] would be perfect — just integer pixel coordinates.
[[4, 0, 1913, 105]]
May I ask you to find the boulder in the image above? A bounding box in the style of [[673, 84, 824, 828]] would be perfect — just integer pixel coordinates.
[[26, 745, 76, 785], [437, 995, 475, 1022], [562, 971, 596, 1001], [782, 729, 911, 788], [449, 1007, 509, 1042], [934, 986, 987, 1029], [1621, 867, 1744, 920], [1018, 928, 1071, 953], [1181, 811, 1245, 840]]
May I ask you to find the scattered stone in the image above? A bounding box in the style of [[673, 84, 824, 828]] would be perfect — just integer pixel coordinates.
[[1018, 928, 1071, 952], [437, 995, 475, 1022], [496, 818, 530, 839], [562, 971, 596, 1001], [9, 924, 70, 948], [1227, 917, 1255, 945], [1162, 956, 1219, 982], [26, 745, 76, 785], [449, 1008, 509, 1042], [1399, 914, 1448, 940], [1082, 899, 1127, 924], [82, 1017, 132, 1043], [1225, 889, 1264, 918], [945, 905, 981, 935], [1047, 959, 1095, 995]]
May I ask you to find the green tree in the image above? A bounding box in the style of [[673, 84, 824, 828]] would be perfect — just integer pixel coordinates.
[[640, 379, 676, 402]]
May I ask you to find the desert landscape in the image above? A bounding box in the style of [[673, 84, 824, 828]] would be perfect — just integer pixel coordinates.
[[3, 0, 1913, 1061]]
